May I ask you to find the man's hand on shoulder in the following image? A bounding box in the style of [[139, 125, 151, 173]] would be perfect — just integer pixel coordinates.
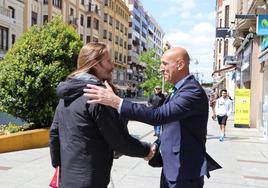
[[83, 81, 121, 109]]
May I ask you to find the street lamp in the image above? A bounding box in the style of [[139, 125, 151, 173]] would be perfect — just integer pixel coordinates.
[[190, 58, 200, 82]]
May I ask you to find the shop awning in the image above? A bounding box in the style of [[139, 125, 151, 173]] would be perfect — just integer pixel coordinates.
[[212, 76, 225, 90], [258, 47, 268, 63], [211, 65, 237, 76]]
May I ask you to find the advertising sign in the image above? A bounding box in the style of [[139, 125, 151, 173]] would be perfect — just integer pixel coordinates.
[[234, 89, 250, 127], [261, 36, 268, 51], [257, 14, 268, 36]]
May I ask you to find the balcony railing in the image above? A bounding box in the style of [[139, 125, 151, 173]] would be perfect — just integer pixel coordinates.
[[0, 6, 10, 17]]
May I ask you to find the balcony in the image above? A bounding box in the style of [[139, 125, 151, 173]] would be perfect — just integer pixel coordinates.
[[0, 6, 10, 18], [69, 16, 78, 27], [216, 27, 231, 39]]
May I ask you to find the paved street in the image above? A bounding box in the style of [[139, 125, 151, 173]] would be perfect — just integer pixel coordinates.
[[0, 110, 267, 188]]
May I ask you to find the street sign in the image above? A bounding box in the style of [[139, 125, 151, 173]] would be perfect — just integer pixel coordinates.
[[234, 89, 251, 127], [235, 14, 256, 19]]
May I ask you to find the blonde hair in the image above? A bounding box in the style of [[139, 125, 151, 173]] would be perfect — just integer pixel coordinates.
[[68, 42, 109, 78]]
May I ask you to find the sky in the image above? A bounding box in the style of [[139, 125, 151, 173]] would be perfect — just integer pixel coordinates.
[[140, 0, 216, 83]]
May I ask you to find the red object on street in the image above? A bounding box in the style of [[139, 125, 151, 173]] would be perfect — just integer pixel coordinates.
[[49, 166, 60, 188]]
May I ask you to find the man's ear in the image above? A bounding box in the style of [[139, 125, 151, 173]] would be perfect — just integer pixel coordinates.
[[176, 59, 184, 71]]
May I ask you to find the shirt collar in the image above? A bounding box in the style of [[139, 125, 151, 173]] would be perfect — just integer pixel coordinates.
[[174, 74, 192, 91]]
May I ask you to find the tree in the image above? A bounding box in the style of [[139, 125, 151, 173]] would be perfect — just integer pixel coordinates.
[[139, 49, 171, 96], [0, 16, 83, 127]]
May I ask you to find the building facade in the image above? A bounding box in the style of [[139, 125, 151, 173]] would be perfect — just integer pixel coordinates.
[[0, 0, 24, 59], [147, 14, 164, 58], [214, 0, 268, 132], [213, 0, 237, 99], [102, 0, 129, 91]]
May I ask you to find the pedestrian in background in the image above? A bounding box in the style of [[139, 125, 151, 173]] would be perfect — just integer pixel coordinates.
[[209, 92, 218, 120], [147, 85, 166, 137], [84, 47, 221, 188], [49, 42, 154, 188], [215, 89, 232, 141]]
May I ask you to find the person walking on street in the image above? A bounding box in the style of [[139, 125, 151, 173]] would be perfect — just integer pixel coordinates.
[[84, 47, 221, 188], [148, 85, 166, 137], [214, 89, 232, 142], [49, 42, 155, 188], [209, 92, 218, 120]]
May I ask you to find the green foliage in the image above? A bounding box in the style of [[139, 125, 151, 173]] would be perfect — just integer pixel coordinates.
[[0, 122, 36, 135], [0, 123, 23, 135], [139, 49, 172, 96], [0, 16, 83, 128]]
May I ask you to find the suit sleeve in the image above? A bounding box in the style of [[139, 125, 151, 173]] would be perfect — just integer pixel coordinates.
[[49, 106, 61, 168], [90, 104, 150, 158], [120, 85, 207, 125]]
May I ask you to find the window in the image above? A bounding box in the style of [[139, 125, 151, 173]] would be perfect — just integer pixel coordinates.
[[53, 0, 62, 9], [44, 0, 48, 4], [43, 15, 48, 24], [104, 0, 108, 6], [0, 26, 9, 51], [31, 11, 38, 26], [115, 35, 119, 44], [120, 23, 123, 32], [114, 51, 118, 60], [88, 2, 92, 12], [120, 38, 123, 47], [95, 5, 99, 14], [87, 16, 91, 28], [109, 16, 113, 26], [80, 34, 83, 41], [218, 41, 221, 54], [103, 30, 107, 39], [125, 27, 128, 36], [11, 34, 16, 45], [70, 8, 74, 16], [8, 6, 15, 19], [104, 13, 108, 22], [225, 5, 229, 27], [93, 18, 99, 30], [109, 32, 112, 41], [124, 41, 127, 49], [80, 14, 84, 26], [116, 20, 119, 29], [81, 0, 84, 5], [224, 40, 228, 58], [134, 25, 140, 33], [134, 13, 140, 22], [119, 53, 122, 61], [86, 36, 91, 43]]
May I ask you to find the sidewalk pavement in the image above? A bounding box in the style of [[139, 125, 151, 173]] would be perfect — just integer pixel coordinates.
[[0, 111, 267, 188]]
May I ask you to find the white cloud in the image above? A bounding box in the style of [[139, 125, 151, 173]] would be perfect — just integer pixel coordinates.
[[164, 21, 215, 83], [162, 0, 196, 17]]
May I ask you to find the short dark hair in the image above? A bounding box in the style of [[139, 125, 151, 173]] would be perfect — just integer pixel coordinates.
[[220, 89, 227, 94]]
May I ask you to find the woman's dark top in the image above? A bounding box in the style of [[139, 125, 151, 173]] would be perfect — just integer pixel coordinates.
[[49, 73, 150, 188]]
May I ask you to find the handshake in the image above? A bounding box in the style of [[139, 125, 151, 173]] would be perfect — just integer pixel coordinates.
[[144, 143, 157, 161]]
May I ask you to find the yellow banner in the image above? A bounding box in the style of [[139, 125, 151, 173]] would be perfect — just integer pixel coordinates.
[[234, 89, 250, 126]]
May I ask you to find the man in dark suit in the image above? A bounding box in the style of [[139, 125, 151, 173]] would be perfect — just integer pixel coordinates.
[[84, 47, 210, 188]]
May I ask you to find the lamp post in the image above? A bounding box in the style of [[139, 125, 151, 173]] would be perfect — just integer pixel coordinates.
[[191, 58, 200, 82]]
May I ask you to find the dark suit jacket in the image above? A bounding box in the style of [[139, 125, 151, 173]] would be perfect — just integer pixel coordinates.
[[120, 75, 209, 182]]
